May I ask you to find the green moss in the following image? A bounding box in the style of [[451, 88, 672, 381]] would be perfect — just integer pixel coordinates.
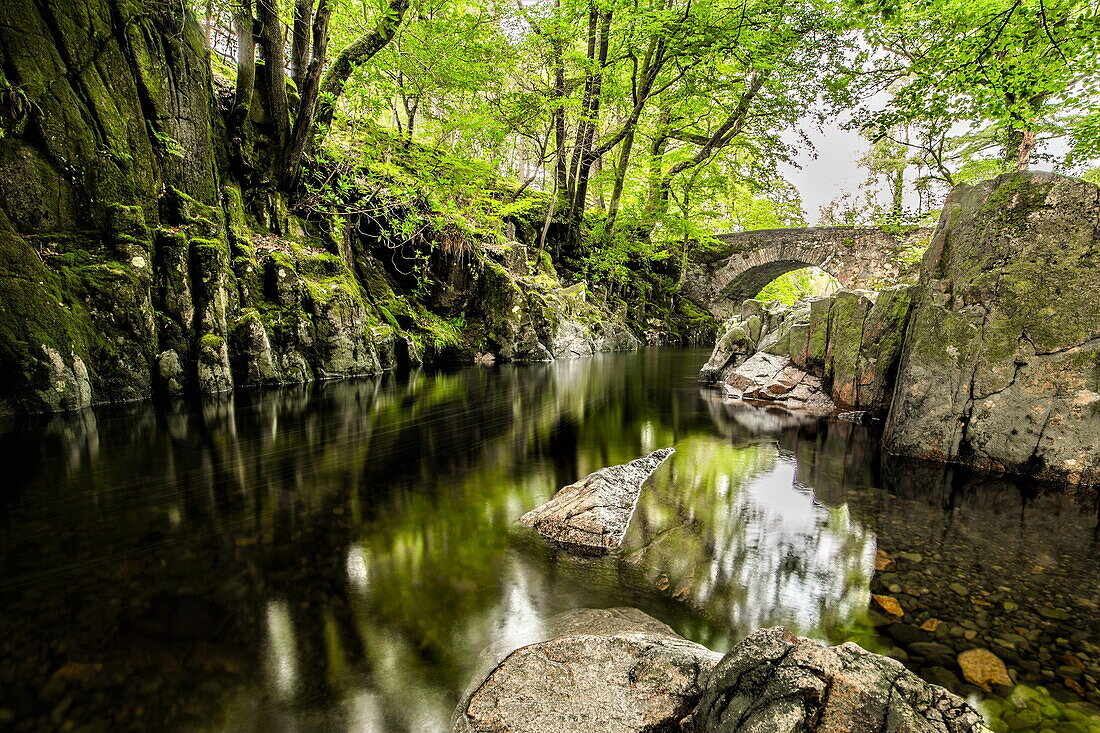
[[268, 251, 297, 271], [200, 334, 225, 350], [378, 305, 400, 329], [222, 184, 253, 250], [806, 297, 833, 367], [0, 227, 98, 408], [106, 203, 149, 243], [163, 187, 222, 238], [295, 252, 345, 279], [189, 237, 227, 254]]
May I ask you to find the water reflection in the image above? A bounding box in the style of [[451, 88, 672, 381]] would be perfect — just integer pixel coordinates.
[[0, 349, 1096, 731]]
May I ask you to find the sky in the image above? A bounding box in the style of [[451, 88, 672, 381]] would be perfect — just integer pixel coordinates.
[[780, 122, 870, 226]]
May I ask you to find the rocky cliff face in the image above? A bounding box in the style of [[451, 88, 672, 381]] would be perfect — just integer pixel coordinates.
[[0, 0, 639, 415], [700, 172, 1100, 486], [884, 171, 1100, 486]]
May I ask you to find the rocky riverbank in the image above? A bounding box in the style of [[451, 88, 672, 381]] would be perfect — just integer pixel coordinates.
[[699, 285, 912, 414], [0, 0, 720, 417], [700, 171, 1100, 486]]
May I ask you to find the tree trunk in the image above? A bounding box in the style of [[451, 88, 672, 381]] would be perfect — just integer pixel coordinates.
[[551, 37, 569, 198], [283, 0, 333, 186], [256, 0, 290, 153], [1015, 129, 1035, 171], [291, 0, 315, 90], [606, 124, 635, 231], [230, 1, 256, 139], [890, 168, 903, 222], [311, 0, 410, 139], [565, 4, 612, 242], [566, 4, 600, 200]]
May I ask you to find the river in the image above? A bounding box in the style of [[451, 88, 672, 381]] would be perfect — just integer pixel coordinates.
[[0, 348, 1097, 731]]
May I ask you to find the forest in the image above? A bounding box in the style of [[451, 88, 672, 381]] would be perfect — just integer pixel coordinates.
[[187, 0, 1099, 289]]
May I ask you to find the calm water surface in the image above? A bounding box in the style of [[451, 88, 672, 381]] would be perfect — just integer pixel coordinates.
[[0, 348, 1097, 731]]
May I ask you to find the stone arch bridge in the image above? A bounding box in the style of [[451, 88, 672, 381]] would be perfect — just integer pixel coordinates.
[[682, 226, 932, 319]]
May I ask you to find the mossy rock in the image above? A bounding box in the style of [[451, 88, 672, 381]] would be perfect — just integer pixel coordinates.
[[886, 172, 1100, 484]]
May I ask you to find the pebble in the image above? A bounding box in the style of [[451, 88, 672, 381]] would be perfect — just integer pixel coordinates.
[[1039, 607, 1071, 621], [949, 582, 969, 596]]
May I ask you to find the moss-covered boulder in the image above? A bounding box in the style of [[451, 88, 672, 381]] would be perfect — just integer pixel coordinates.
[[884, 172, 1100, 485]]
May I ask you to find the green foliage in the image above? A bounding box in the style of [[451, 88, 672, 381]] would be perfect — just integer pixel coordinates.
[[855, 0, 1100, 167], [756, 267, 840, 305], [190, 0, 1097, 340]]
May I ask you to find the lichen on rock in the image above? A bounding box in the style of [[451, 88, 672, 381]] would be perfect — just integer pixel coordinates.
[[884, 172, 1100, 485], [691, 627, 984, 732]]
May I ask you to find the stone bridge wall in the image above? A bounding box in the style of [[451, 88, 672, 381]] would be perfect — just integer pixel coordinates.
[[683, 227, 932, 318]]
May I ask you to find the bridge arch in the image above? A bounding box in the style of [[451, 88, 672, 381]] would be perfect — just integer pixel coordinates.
[[683, 226, 930, 319]]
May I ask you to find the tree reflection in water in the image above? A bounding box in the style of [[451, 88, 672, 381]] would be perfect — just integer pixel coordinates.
[[0, 349, 1095, 731]]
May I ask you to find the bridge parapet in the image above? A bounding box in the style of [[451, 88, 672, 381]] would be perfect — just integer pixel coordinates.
[[683, 226, 932, 319]]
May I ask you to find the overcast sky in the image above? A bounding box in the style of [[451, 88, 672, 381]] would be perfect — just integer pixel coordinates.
[[780, 122, 870, 225]]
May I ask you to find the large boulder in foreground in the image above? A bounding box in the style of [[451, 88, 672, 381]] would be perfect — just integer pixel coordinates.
[[691, 627, 983, 732], [519, 448, 674, 554], [454, 607, 721, 733], [884, 172, 1100, 485]]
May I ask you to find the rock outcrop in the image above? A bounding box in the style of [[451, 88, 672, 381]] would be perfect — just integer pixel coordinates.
[[884, 172, 1100, 485], [700, 286, 913, 413], [0, 0, 642, 415], [716, 352, 837, 413], [455, 615, 984, 733], [691, 627, 984, 732], [454, 607, 722, 733], [519, 448, 674, 554], [700, 173, 1100, 486]]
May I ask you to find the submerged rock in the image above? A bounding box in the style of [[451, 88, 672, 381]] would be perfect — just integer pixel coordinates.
[[519, 448, 674, 554], [957, 648, 1012, 693], [454, 607, 720, 733], [691, 627, 983, 732]]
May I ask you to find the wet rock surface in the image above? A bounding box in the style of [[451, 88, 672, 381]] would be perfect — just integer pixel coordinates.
[[454, 607, 721, 733], [719, 352, 837, 413], [691, 627, 983, 732], [519, 448, 675, 553]]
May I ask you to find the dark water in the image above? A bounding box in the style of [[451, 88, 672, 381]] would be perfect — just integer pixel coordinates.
[[0, 348, 1097, 732]]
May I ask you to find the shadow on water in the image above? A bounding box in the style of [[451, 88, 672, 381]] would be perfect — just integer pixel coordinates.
[[0, 348, 1096, 731]]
